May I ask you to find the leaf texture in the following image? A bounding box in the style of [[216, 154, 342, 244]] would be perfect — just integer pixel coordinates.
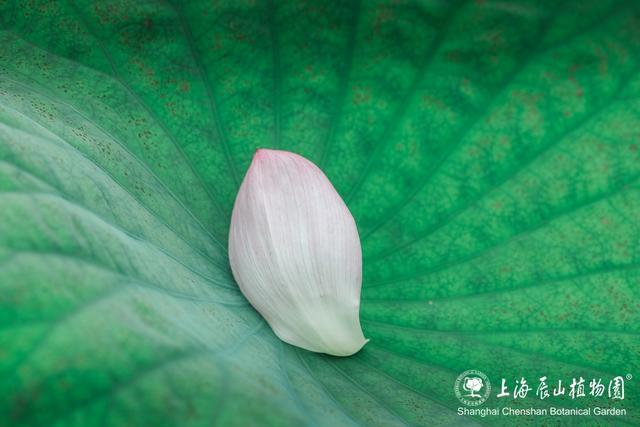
[[0, 0, 639, 426]]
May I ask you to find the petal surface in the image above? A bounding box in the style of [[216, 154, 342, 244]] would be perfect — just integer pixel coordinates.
[[229, 149, 368, 356]]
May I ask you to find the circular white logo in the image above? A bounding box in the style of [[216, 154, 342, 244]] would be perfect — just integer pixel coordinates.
[[454, 370, 491, 406]]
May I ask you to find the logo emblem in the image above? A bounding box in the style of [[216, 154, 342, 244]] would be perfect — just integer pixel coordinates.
[[454, 370, 491, 406]]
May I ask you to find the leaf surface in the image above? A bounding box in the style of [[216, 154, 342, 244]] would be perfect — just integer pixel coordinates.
[[1, 0, 639, 425]]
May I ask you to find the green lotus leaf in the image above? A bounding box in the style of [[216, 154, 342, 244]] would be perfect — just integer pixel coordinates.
[[1, 0, 639, 425]]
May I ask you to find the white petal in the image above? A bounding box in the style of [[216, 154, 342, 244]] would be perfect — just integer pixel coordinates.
[[229, 149, 368, 356]]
